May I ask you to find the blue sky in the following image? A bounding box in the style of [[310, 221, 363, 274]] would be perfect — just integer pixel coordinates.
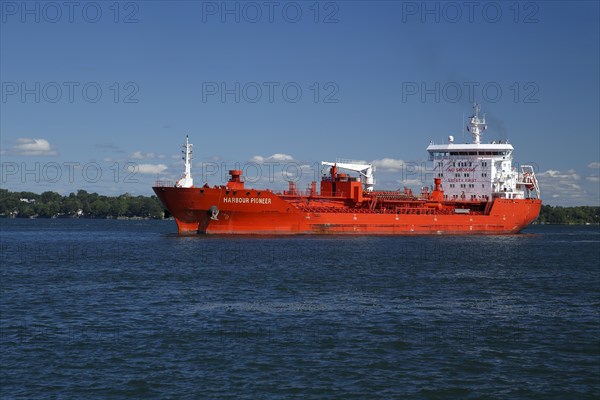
[[1, 0, 599, 206]]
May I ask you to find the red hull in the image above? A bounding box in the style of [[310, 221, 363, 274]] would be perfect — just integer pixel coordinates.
[[153, 186, 541, 235]]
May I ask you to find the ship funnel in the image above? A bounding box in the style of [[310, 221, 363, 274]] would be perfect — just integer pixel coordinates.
[[430, 177, 444, 201]]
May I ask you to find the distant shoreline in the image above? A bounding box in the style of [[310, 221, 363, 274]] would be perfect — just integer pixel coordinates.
[[1, 189, 598, 224], [1, 217, 597, 226], [0, 216, 172, 220], [0, 189, 164, 219], [0, 215, 173, 220], [534, 222, 599, 226]]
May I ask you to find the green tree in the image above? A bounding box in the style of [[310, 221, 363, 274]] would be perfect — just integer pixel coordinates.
[[62, 197, 82, 216], [110, 197, 128, 217], [0, 189, 19, 216], [40, 191, 62, 203], [90, 199, 111, 217], [16, 202, 36, 218]]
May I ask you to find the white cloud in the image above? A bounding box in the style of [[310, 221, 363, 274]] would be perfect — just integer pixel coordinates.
[[271, 153, 294, 161], [586, 176, 600, 182], [282, 170, 299, 179], [250, 153, 294, 163], [564, 182, 582, 190], [588, 162, 600, 169], [538, 169, 580, 180], [136, 163, 168, 174], [397, 178, 424, 186], [537, 168, 597, 205], [131, 151, 165, 159], [11, 138, 58, 156], [371, 158, 407, 172], [371, 158, 427, 176]]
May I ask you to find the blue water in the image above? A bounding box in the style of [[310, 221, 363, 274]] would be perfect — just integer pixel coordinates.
[[1, 219, 598, 399]]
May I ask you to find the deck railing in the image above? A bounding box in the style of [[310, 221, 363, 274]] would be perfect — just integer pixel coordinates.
[[279, 190, 347, 198], [154, 180, 175, 187]]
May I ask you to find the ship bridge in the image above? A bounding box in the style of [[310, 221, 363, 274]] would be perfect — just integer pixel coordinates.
[[426, 104, 539, 201]]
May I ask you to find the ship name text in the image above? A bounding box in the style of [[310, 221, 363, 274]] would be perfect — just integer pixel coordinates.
[[222, 197, 272, 205]]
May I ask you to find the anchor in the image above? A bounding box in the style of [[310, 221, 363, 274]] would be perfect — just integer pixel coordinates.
[[209, 205, 219, 221]]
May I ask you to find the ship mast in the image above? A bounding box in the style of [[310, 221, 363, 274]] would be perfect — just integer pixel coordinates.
[[176, 135, 194, 188], [468, 103, 487, 144]]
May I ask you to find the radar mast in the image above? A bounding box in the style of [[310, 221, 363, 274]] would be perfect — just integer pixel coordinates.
[[468, 103, 487, 144], [176, 135, 194, 188]]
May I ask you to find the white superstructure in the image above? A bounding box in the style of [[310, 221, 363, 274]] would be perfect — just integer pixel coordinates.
[[176, 135, 194, 188], [427, 104, 539, 201]]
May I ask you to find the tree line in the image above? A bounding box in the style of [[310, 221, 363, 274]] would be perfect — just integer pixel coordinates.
[[536, 204, 599, 225], [0, 189, 598, 223], [0, 189, 164, 219]]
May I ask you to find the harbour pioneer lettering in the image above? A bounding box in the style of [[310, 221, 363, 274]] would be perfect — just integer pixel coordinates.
[[222, 197, 272, 204]]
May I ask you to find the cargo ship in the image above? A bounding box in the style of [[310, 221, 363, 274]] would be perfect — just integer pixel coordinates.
[[154, 105, 541, 235]]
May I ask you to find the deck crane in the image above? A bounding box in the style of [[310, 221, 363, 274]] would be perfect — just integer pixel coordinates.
[[321, 161, 376, 192]]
